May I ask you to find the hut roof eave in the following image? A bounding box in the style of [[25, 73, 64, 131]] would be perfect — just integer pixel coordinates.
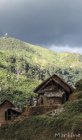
[[0, 100, 15, 108], [8, 108, 21, 114], [34, 74, 74, 94]]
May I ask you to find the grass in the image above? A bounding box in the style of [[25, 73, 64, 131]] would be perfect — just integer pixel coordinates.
[[0, 113, 82, 139], [0, 36, 82, 106], [0, 97, 82, 140]]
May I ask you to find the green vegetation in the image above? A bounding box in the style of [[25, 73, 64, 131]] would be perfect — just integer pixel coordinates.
[[0, 36, 82, 106], [75, 79, 82, 91], [0, 36, 82, 139], [1, 82, 82, 140], [0, 99, 82, 140]]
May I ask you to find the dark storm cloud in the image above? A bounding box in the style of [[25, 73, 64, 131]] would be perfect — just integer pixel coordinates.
[[0, 0, 82, 47]]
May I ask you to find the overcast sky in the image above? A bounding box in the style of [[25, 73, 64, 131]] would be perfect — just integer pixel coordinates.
[[0, 0, 82, 53]]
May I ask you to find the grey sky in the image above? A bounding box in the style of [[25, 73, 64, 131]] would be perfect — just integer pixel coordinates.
[[0, 0, 82, 52]]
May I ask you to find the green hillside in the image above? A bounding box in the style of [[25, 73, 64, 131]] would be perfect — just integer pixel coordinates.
[[0, 92, 82, 140], [0, 36, 82, 106]]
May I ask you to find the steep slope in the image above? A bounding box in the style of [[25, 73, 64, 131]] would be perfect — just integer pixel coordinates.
[[0, 80, 82, 140], [0, 100, 82, 140], [0, 36, 82, 106]]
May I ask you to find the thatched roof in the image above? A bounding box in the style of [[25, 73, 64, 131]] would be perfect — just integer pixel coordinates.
[[34, 74, 74, 94], [0, 100, 15, 108]]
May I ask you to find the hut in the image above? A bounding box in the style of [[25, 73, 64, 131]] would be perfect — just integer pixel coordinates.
[[0, 100, 21, 125], [34, 74, 74, 105]]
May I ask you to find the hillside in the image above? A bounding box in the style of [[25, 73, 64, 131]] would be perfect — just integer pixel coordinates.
[[0, 36, 82, 106], [0, 95, 82, 140]]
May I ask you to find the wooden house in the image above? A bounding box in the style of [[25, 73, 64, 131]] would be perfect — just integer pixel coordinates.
[[34, 74, 74, 105], [0, 100, 21, 125]]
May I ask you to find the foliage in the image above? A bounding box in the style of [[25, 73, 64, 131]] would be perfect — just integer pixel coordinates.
[[0, 36, 82, 106], [0, 99, 82, 140], [75, 79, 82, 91]]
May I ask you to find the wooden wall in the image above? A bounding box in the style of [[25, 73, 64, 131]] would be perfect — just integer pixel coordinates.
[[0, 102, 14, 125], [39, 95, 62, 106]]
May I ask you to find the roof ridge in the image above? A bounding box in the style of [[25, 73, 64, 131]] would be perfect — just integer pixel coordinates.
[[34, 74, 74, 93]]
